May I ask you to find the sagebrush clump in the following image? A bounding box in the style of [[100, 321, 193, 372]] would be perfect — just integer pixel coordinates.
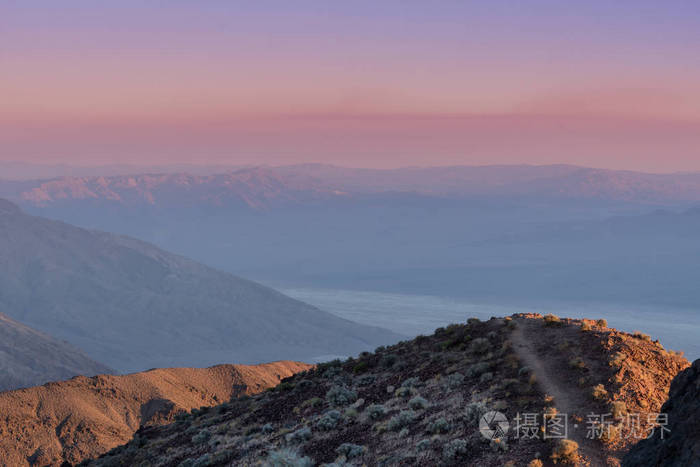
[[408, 396, 430, 410], [326, 385, 357, 406], [285, 427, 312, 444], [335, 443, 365, 459], [365, 404, 387, 420], [442, 439, 468, 460], [387, 410, 416, 431], [265, 448, 314, 467], [543, 314, 562, 326], [551, 439, 579, 464], [591, 384, 608, 401], [317, 410, 342, 431]]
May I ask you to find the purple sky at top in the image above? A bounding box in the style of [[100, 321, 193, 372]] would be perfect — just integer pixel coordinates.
[[1, 0, 699, 171]]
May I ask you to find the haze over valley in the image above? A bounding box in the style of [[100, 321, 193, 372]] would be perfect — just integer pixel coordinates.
[[2, 164, 699, 361]]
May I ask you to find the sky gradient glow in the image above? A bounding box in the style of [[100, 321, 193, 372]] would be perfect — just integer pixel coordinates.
[[2, 1, 700, 171]]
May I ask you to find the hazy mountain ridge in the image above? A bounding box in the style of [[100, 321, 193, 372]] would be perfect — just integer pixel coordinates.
[[9, 169, 345, 209], [0, 312, 113, 392], [0, 360, 311, 466], [6, 165, 700, 211], [0, 199, 401, 372]]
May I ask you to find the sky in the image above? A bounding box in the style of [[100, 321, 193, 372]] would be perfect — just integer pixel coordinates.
[[2, 1, 700, 171]]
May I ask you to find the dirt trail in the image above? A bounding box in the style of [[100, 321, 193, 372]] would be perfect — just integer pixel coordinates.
[[510, 319, 611, 466]]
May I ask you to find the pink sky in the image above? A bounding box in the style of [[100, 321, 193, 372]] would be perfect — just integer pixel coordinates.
[[2, 1, 699, 172]]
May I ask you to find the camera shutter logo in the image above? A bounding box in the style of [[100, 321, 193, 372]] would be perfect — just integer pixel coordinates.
[[479, 411, 509, 440]]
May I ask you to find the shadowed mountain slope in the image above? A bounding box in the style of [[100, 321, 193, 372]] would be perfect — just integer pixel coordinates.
[[0, 199, 401, 372], [0, 361, 311, 467], [0, 312, 112, 392], [86, 315, 688, 466], [624, 358, 700, 467]]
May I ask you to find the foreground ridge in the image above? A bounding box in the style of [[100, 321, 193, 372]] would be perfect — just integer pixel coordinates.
[[84, 315, 688, 466], [0, 361, 311, 466]]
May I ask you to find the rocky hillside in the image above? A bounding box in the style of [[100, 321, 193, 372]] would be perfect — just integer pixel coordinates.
[[84, 315, 688, 466], [0, 312, 112, 391], [623, 358, 700, 466], [0, 199, 401, 372], [0, 361, 311, 466]]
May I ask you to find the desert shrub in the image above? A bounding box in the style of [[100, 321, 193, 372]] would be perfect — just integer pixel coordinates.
[[444, 372, 465, 389], [317, 410, 342, 431], [610, 401, 627, 418], [591, 384, 608, 401], [191, 429, 211, 444], [609, 352, 626, 368], [190, 454, 212, 467], [503, 378, 521, 392], [244, 425, 261, 436], [265, 448, 314, 467], [569, 357, 586, 369], [465, 401, 488, 425], [388, 410, 417, 431], [632, 331, 652, 341], [353, 361, 369, 374], [357, 374, 376, 386], [394, 386, 414, 398], [277, 381, 295, 392], [466, 362, 490, 378], [528, 459, 544, 467], [492, 400, 508, 411], [408, 396, 430, 410], [210, 450, 235, 464], [380, 354, 398, 368], [427, 417, 451, 434], [285, 427, 312, 444], [322, 366, 342, 379], [543, 314, 561, 326], [344, 407, 358, 419], [302, 397, 324, 409], [365, 404, 387, 420], [401, 377, 421, 388], [598, 423, 621, 444], [442, 439, 468, 460], [293, 380, 315, 393], [596, 319, 608, 328], [470, 338, 490, 354], [262, 423, 275, 434], [480, 372, 494, 383], [580, 321, 592, 331], [551, 439, 579, 464], [467, 317, 481, 325], [336, 443, 366, 459], [416, 439, 432, 452], [326, 386, 357, 406], [506, 319, 517, 330], [518, 366, 532, 377]]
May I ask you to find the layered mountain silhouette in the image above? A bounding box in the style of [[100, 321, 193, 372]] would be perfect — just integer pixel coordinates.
[[0, 311, 112, 391], [0, 360, 311, 466], [6, 164, 700, 203], [0, 199, 401, 372]]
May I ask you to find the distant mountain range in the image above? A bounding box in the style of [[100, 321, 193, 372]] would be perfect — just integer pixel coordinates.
[[0, 360, 310, 466], [5, 164, 700, 205], [0, 312, 112, 392], [0, 199, 400, 372]]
